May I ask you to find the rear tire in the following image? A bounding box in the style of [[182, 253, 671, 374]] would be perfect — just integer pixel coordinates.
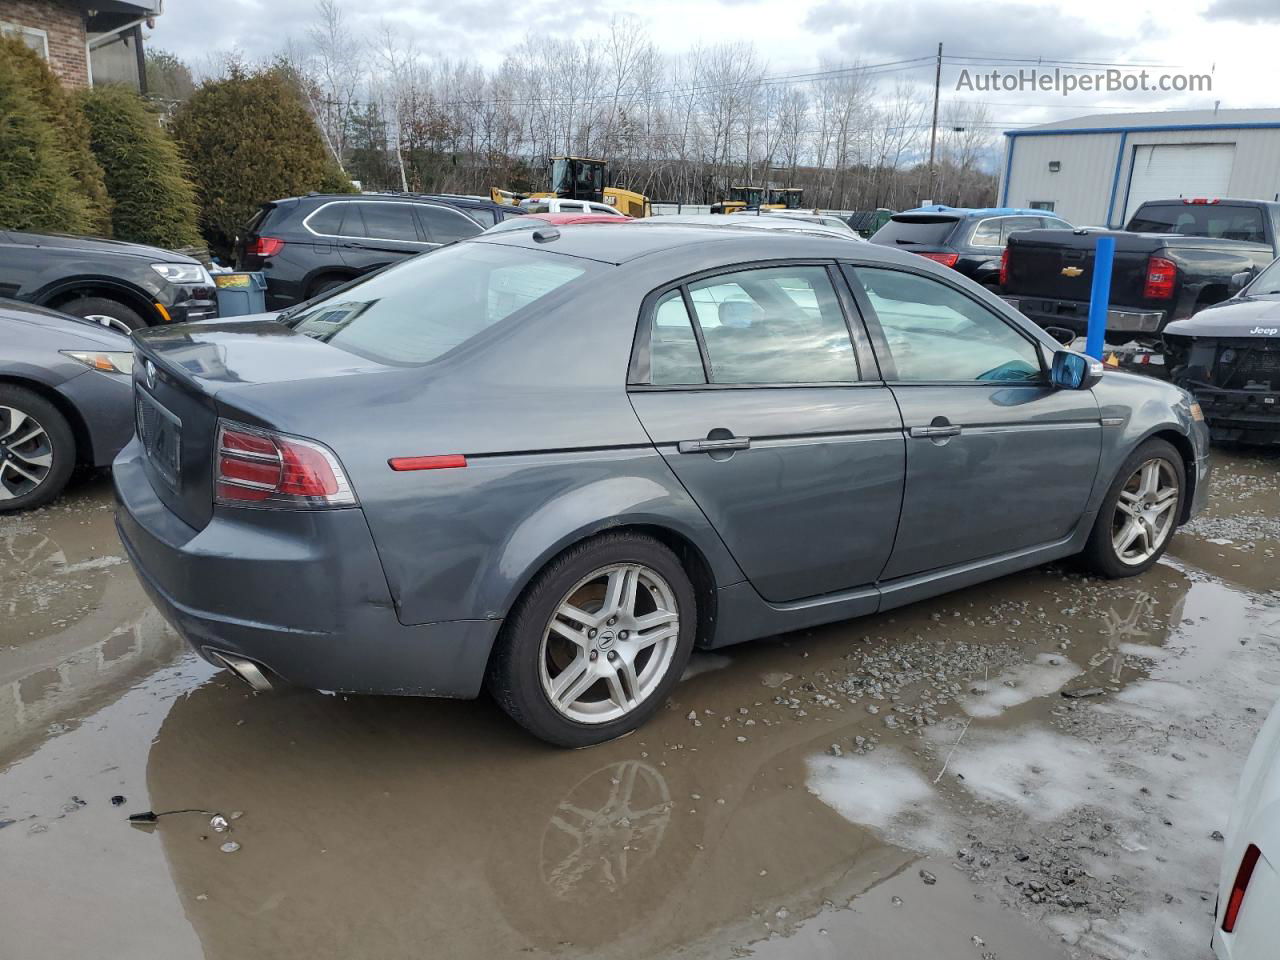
[[307, 277, 349, 299], [60, 295, 148, 332], [1080, 438, 1184, 578], [0, 385, 76, 512], [488, 532, 697, 748]]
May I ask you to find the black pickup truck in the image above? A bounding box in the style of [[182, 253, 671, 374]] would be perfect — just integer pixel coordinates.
[[1001, 199, 1280, 343]]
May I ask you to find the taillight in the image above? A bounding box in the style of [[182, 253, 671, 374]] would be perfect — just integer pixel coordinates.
[[1183, 198, 1220, 205], [215, 420, 355, 508], [247, 236, 285, 257], [1144, 256, 1177, 300], [1222, 843, 1262, 933], [917, 252, 959, 268], [999, 247, 1010, 287]]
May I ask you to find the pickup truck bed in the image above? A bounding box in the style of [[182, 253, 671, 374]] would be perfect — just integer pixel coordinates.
[[1001, 199, 1280, 342]]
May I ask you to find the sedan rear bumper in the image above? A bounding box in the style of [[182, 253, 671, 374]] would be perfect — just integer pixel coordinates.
[[113, 439, 499, 698]]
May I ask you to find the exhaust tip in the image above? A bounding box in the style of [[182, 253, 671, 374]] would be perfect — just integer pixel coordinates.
[[209, 651, 274, 692]]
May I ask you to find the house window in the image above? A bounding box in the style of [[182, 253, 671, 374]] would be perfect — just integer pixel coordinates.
[[0, 22, 49, 59], [1029, 201, 1056, 212]]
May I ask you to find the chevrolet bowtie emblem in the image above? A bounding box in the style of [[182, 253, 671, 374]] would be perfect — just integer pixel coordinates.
[[1061, 266, 1084, 278]]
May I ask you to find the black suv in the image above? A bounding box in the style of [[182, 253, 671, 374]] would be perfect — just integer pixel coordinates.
[[0, 230, 218, 331], [870, 206, 1072, 290], [236, 194, 523, 310]]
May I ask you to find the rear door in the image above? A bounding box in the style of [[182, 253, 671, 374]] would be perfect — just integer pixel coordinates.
[[845, 264, 1101, 580], [337, 201, 434, 272], [628, 262, 905, 604]]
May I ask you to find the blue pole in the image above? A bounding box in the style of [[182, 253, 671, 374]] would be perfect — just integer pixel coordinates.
[[1085, 235, 1115, 360]]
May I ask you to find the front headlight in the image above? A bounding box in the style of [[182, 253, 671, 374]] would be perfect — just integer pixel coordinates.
[[151, 263, 213, 285], [61, 351, 135, 376]]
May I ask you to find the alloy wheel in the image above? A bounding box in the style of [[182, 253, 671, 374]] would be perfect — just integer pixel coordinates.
[[0, 406, 54, 502], [539, 563, 681, 724], [81, 313, 135, 335], [1111, 457, 1179, 566]]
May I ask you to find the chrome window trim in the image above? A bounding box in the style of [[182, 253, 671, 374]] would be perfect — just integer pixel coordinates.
[[302, 200, 473, 245]]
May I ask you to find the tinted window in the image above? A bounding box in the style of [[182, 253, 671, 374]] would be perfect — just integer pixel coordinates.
[[352, 203, 420, 242], [465, 208, 496, 227], [1126, 203, 1267, 243], [1040, 217, 1071, 229], [1000, 216, 1042, 243], [418, 205, 484, 244], [286, 244, 590, 366], [686, 266, 858, 384], [970, 219, 1002, 246], [853, 268, 1042, 383], [306, 202, 347, 236], [645, 291, 706, 385], [872, 216, 960, 246]]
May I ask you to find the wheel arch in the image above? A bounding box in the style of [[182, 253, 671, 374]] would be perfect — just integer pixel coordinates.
[[487, 506, 731, 657], [41, 281, 162, 327], [1141, 426, 1198, 523], [303, 266, 361, 298], [0, 375, 91, 466]]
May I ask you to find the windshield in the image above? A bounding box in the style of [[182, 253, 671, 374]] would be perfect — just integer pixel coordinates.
[[285, 243, 592, 366], [1247, 257, 1280, 295], [1126, 203, 1268, 243], [871, 216, 959, 246]]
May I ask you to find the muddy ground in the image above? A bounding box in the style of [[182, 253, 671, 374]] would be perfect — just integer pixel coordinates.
[[1, 449, 1278, 960]]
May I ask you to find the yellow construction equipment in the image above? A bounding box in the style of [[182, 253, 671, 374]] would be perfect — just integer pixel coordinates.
[[490, 156, 651, 217], [710, 184, 805, 214]]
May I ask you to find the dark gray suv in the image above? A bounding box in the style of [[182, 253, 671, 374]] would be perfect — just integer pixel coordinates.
[[114, 224, 1211, 746], [236, 193, 519, 310]]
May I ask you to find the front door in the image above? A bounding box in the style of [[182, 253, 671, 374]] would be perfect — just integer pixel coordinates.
[[843, 264, 1102, 580], [628, 263, 905, 604]]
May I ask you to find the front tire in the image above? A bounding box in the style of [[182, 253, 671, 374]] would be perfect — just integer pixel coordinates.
[[0, 386, 76, 512], [1080, 438, 1184, 578], [60, 295, 148, 332], [488, 533, 696, 748]]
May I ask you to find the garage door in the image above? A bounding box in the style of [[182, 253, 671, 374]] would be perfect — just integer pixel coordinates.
[[1123, 143, 1236, 222]]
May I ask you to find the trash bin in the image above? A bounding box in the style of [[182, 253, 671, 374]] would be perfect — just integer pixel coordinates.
[[213, 272, 267, 317]]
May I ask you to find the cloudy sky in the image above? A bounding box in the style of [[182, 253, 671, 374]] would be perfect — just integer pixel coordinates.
[[150, 0, 1278, 132]]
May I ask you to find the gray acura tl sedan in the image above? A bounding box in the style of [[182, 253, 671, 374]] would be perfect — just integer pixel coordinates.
[[113, 224, 1211, 746]]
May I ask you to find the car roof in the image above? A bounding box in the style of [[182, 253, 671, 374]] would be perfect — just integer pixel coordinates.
[[639, 214, 860, 240], [472, 222, 897, 266], [896, 205, 1051, 219], [524, 212, 633, 224]]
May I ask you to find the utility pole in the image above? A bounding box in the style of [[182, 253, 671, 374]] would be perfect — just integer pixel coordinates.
[[927, 42, 942, 204]]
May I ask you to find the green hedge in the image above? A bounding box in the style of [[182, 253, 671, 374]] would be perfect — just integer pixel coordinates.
[[172, 66, 354, 256], [0, 36, 105, 235], [0, 46, 94, 234], [80, 86, 201, 249]]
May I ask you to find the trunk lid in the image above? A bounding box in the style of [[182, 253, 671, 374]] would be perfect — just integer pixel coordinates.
[[131, 319, 390, 530], [1004, 229, 1157, 304]]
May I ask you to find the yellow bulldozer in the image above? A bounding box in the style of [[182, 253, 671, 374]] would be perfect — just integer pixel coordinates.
[[490, 156, 651, 217], [710, 185, 805, 214]]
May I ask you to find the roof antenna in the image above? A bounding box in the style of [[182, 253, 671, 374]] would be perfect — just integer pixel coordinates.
[[1214, 100, 1220, 115]]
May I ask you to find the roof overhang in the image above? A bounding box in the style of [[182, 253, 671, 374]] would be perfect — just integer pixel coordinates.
[[74, 0, 162, 38]]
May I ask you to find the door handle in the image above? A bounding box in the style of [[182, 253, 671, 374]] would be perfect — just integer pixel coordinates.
[[678, 436, 751, 454], [909, 425, 962, 439]]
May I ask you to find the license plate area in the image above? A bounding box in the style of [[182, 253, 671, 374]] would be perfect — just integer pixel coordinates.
[[136, 388, 183, 488]]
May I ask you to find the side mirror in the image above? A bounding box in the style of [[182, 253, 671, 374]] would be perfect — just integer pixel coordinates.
[[1229, 270, 1254, 295], [1051, 350, 1103, 390]]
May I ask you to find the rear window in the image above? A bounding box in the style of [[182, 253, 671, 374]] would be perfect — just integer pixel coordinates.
[[285, 243, 592, 366], [1126, 203, 1268, 243], [872, 216, 960, 246]]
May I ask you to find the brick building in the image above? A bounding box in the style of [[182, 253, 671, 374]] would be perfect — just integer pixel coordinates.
[[0, 0, 161, 91]]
